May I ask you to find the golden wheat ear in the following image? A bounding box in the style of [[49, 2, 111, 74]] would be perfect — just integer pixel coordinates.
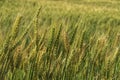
[[34, 7, 42, 53], [11, 14, 22, 41]]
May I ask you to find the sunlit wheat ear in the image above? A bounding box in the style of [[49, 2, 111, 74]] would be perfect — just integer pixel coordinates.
[[0, 14, 22, 55], [34, 7, 42, 52], [70, 25, 78, 45], [66, 49, 74, 69], [63, 31, 70, 53], [11, 14, 22, 40]]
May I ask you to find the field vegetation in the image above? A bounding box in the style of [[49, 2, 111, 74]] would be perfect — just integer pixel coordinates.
[[0, 0, 120, 80]]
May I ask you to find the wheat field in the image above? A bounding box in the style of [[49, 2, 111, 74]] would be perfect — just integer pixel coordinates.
[[0, 0, 120, 80]]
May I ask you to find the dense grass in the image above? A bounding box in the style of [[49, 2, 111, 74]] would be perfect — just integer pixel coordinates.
[[0, 0, 120, 80]]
